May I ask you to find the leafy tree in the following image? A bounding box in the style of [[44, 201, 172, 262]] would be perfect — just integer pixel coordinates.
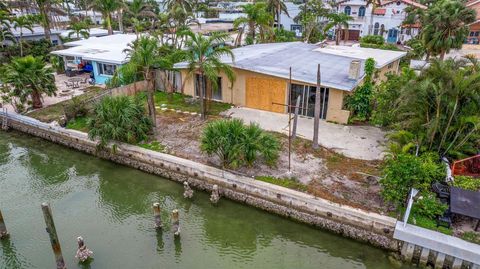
[[422, 0, 476, 60], [266, 0, 289, 30], [269, 28, 297, 42], [12, 15, 34, 56], [346, 58, 375, 121], [1, 56, 56, 110], [294, 0, 328, 43], [183, 31, 235, 119], [88, 95, 152, 147], [324, 12, 352, 45], [0, 10, 14, 49], [67, 20, 90, 39], [200, 119, 280, 168], [90, 0, 125, 35], [234, 3, 273, 44]]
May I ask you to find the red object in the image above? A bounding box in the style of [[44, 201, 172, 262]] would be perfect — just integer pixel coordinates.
[[373, 8, 387, 15], [452, 154, 480, 178]]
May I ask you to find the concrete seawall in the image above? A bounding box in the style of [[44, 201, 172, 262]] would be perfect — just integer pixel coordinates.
[[0, 112, 398, 250]]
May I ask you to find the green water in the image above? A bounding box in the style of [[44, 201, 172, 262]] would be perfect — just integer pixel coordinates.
[[0, 131, 412, 269]]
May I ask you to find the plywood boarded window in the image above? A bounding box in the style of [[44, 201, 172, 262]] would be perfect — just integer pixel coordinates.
[[245, 77, 286, 113]]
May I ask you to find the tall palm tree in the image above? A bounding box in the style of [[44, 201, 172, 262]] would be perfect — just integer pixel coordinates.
[[13, 16, 34, 56], [163, 0, 193, 14], [67, 20, 90, 39], [266, 0, 289, 30], [124, 36, 163, 126], [183, 31, 235, 119], [128, 0, 156, 19], [234, 3, 273, 44], [422, 0, 475, 60], [324, 12, 352, 45], [2, 56, 57, 109], [0, 10, 14, 49], [90, 0, 125, 35]]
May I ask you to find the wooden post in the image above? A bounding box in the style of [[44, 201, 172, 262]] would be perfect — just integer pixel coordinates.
[[171, 209, 180, 236], [153, 203, 162, 229], [210, 185, 220, 204], [291, 96, 301, 140], [183, 181, 194, 199], [313, 64, 321, 149], [41, 203, 66, 269], [0, 209, 8, 239]]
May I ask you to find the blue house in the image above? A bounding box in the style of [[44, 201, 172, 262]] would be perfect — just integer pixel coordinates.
[[51, 34, 137, 84]]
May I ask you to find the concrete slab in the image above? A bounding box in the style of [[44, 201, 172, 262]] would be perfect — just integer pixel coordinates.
[[223, 107, 386, 160]]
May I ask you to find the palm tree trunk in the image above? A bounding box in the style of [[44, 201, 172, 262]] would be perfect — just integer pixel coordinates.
[[277, 5, 281, 30], [106, 13, 113, 35], [146, 70, 157, 127], [335, 27, 340, 45], [39, 5, 52, 43], [440, 50, 446, 61], [31, 90, 43, 109], [199, 72, 206, 120], [19, 32, 23, 56], [118, 9, 124, 33]]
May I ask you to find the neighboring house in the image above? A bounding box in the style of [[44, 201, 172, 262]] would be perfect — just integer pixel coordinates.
[[51, 34, 137, 84], [466, 0, 480, 45], [60, 28, 120, 39], [6, 25, 63, 46], [336, 0, 426, 43], [174, 42, 406, 124]]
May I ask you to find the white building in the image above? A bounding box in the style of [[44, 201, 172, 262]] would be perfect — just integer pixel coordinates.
[[335, 0, 426, 43]]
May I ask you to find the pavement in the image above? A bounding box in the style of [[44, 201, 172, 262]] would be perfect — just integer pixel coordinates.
[[223, 107, 387, 161]]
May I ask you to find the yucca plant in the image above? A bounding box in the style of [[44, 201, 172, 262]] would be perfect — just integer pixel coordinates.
[[200, 119, 280, 168], [88, 95, 152, 147]]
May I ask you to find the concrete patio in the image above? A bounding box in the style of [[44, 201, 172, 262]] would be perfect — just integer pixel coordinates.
[[223, 107, 387, 160]]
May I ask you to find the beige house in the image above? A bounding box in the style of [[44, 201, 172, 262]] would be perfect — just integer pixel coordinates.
[[175, 42, 406, 124]]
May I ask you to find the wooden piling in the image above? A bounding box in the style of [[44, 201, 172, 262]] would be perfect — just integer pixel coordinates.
[[291, 96, 301, 140], [153, 203, 162, 229], [0, 209, 8, 239], [210, 185, 220, 204], [41, 203, 66, 269], [313, 64, 321, 149], [172, 209, 180, 236]]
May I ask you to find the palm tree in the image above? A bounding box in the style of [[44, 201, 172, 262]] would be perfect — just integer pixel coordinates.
[[124, 36, 163, 126], [90, 0, 125, 35], [67, 20, 90, 39], [234, 3, 273, 44], [12, 16, 34, 56], [266, 0, 289, 30], [183, 31, 235, 119], [0, 10, 14, 49], [2, 56, 57, 109], [324, 12, 352, 45], [422, 0, 476, 60], [163, 0, 193, 14], [128, 0, 156, 19]]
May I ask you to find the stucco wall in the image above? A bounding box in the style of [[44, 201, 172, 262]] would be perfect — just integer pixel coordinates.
[[326, 89, 351, 123], [93, 61, 120, 85], [1, 112, 398, 251], [376, 59, 401, 82]]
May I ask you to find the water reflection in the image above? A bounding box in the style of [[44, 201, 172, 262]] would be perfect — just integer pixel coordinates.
[[0, 237, 32, 269]]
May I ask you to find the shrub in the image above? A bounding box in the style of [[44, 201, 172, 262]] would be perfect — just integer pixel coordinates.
[[412, 191, 448, 219], [346, 58, 375, 121], [88, 96, 152, 146], [360, 35, 385, 45], [200, 119, 280, 168], [453, 176, 480, 191]]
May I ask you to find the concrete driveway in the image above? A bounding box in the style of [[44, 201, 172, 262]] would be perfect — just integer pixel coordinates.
[[223, 107, 387, 161]]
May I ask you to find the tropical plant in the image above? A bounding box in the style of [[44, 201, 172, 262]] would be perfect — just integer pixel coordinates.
[[324, 12, 352, 45], [88, 95, 152, 147], [346, 58, 375, 121], [90, 0, 125, 35], [128, 0, 156, 19], [1, 56, 56, 110], [67, 20, 90, 39], [0, 10, 14, 49], [421, 0, 476, 60], [12, 15, 35, 56], [183, 31, 235, 119], [163, 0, 193, 14], [33, 0, 67, 43], [266, 0, 289, 30], [234, 3, 273, 44], [294, 0, 328, 43], [200, 119, 280, 168], [360, 35, 384, 45]]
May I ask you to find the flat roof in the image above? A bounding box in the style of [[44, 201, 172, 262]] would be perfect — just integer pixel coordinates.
[[51, 34, 137, 64], [175, 42, 407, 91], [10, 25, 62, 37], [59, 28, 119, 38]]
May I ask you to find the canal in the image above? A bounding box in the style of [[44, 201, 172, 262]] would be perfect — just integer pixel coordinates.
[[0, 131, 411, 269]]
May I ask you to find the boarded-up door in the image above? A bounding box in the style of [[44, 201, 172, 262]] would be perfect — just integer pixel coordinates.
[[245, 77, 286, 113]]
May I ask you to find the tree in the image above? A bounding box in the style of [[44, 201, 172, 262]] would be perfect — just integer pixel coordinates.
[[234, 3, 273, 44], [13, 15, 35, 56], [67, 20, 90, 39], [163, 0, 193, 14], [266, 0, 289, 30], [294, 0, 328, 43], [90, 0, 125, 35], [128, 0, 156, 19], [88, 95, 152, 147], [0, 10, 14, 49], [1, 56, 57, 110], [422, 0, 476, 60], [124, 36, 164, 126], [346, 58, 375, 121], [324, 12, 352, 45], [183, 31, 235, 119]]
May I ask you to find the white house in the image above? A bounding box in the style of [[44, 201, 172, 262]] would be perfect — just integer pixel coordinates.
[[336, 0, 426, 43]]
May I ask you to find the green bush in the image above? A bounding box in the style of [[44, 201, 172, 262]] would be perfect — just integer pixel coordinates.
[[380, 152, 444, 207], [412, 191, 448, 219], [453, 176, 480, 191], [360, 35, 385, 45], [346, 58, 375, 121], [200, 119, 280, 168], [88, 96, 152, 146], [409, 213, 453, 235]]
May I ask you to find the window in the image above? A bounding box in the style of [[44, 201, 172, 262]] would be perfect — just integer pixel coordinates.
[[344, 6, 351, 15], [380, 24, 385, 35], [97, 63, 117, 76], [358, 6, 366, 17], [406, 28, 411, 35], [387, 63, 393, 69], [289, 84, 329, 119], [373, 22, 380, 35], [194, 75, 222, 101]]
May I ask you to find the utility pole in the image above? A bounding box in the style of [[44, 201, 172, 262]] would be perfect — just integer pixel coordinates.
[[313, 64, 321, 149]]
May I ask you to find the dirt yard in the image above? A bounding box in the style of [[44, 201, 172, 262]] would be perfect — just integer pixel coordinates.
[[153, 110, 389, 213]]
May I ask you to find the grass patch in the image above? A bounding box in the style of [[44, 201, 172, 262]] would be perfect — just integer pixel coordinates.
[[461, 231, 480, 244], [139, 141, 166, 153], [66, 116, 89, 132], [27, 86, 103, 123], [153, 92, 231, 116], [409, 213, 453, 235], [255, 176, 307, 192]]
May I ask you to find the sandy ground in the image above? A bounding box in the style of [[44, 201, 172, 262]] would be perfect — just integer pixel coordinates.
[[223, 107, 387, 161], [153, 110, 388, 213]]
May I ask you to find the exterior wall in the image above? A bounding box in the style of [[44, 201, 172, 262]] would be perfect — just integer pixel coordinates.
[[92, 61, 121, 85], [376, 59, 401, 82], [4, 33, 62, 46], [326, 89, 351, 123]]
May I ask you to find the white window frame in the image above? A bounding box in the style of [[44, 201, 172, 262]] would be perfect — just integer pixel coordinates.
[[97, 62, 117, 77]]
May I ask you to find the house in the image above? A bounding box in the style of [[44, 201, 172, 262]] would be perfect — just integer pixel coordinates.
[[174, 42, 406, 124], [466, 0, 480, 45], [335, 0, 427, 43], [51, 34, 137, 84], [59, 28, 120, 39], [7, 25, 64, 46]]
